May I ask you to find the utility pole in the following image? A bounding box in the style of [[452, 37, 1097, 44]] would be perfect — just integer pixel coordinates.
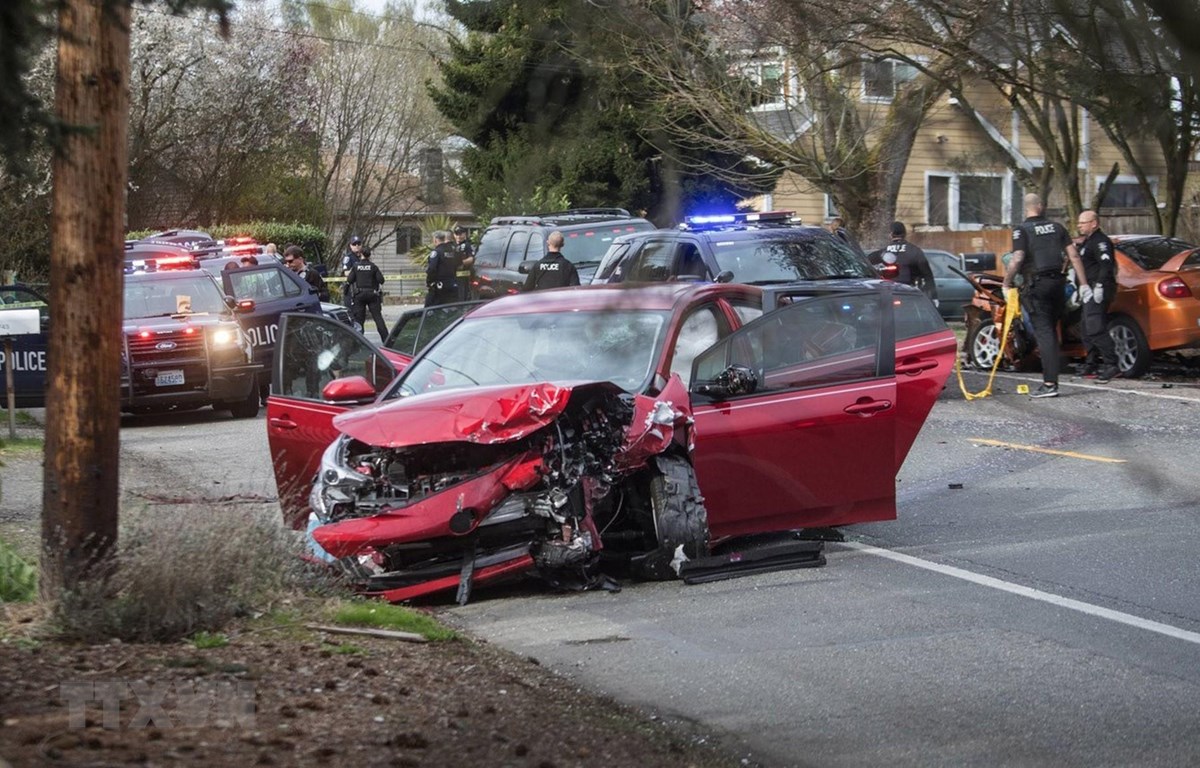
[[41, 0, 131, 597]]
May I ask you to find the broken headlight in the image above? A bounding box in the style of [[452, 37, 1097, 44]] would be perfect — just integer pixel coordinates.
[[309, 434, 373, 522]]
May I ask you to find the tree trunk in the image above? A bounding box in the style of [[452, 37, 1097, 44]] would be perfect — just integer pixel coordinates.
[[41, 0, 131, 598]]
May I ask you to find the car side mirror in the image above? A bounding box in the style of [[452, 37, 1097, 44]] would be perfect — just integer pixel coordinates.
[[692, 364, 758, 399], [322, 375, 377, 402], [518, 259, 539, 275], [714, 270, 734, 284]]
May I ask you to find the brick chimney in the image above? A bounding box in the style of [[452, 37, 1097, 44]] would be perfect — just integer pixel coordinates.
[[421, 147, 444, 206]]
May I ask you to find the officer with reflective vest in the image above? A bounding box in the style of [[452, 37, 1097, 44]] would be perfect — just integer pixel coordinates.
[[1002, 193, 1090, 399]]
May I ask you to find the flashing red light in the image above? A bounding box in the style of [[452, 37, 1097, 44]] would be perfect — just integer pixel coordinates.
[[879, 263, 899, 280], [1157, 276, 1192, 299], [237, 300, 255, 311], [184, 326, 196, 334], [226, 236, 256, 245], [139, 330, 151, 338], [156, 254, 195, 269]]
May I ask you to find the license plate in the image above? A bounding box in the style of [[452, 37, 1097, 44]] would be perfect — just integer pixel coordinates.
[[155, 370, 184, 386]]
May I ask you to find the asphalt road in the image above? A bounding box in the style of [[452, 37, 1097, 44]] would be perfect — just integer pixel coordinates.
[[14, 322, 1200, 768]]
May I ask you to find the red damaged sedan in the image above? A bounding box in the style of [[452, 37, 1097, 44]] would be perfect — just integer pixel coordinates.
[[266, 281, 955, 603]]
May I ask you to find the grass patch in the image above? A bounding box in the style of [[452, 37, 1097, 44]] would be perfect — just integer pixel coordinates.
[[324, 642, 366, 655], [331, 601, 457, 642], [13, 411, 41, 427], [189, 631, 229, 649], [0, 538, 37, 602], [0, 436, 43, 454]]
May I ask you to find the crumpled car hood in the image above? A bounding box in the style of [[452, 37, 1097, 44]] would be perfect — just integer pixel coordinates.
[[333, 381, 583, 448]]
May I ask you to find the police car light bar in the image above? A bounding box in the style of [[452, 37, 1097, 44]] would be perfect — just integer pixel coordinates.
[[682, 210, 797, 229]]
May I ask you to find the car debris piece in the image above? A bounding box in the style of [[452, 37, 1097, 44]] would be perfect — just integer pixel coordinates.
[[680, 538, 826, 585]]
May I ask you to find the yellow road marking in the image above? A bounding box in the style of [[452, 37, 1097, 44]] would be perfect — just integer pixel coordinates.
[[968, 438, 1127, 464]]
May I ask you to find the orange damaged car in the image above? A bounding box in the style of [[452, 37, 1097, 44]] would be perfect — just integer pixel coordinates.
[[1101, 235, 1200, 376]]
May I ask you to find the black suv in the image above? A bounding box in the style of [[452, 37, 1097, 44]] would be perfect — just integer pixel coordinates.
[[122, 269, 262, 417], [469, 208, 655, 299], [592, 211, 876, 286]]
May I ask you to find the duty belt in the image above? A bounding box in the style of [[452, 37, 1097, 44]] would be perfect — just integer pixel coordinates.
[[1035, 269, 1063, 277]]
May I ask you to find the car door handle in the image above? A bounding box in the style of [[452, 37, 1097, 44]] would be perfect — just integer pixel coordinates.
[[844, 399, 892, 416], [269, 417, 298, 430], [896, 358, 938, 376]]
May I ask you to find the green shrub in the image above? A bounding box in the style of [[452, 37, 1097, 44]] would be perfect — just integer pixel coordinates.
[[0, 539, 37, 602]]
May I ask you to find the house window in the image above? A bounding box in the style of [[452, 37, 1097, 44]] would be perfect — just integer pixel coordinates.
[[395, 225, 421, 254], [744, 60, 787, 107], [1098, 178, 1156, 209], [927, 173, 1008, 229], [862, 59, 919, 102], [824, 194, 839, 218]]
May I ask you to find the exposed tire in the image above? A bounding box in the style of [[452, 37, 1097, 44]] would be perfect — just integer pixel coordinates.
[[640, 454, 709, 580], [1108, 315, 1151, 378], [966, 319, 1001, 370], [226, 387, 261, 419]]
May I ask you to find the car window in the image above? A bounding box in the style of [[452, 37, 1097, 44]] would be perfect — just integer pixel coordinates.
[[628, 241, 677, 282], [505, 231, 532, 269], [0, 287, 48, 319], [894, 292, 946, 340], [474, 227, 511, 268], [124, 274, 228, 318], [563, 222, 655, 266], [692, 293, 882, 394], [1181, 249, 1200, 269], [925, 252, 959, 278], [279, 314, 394, 400], [595, 242, 632, 281], [385, 303, 479, 357], [709, 234, 875, 284], [1118, 237, 1198, 270], [729, 300, 763, 326], [226, 267, 300, 301], [526, 232, 545, 261], [677, 242, 708, 279], [669, 305, 724, 385]]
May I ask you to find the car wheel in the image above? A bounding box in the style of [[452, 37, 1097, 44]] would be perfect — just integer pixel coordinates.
[[641, 454, 709, 580], [1108, 315, 1151, 378], [966, 319, 1001, 369], [226, 387, 261, 419]]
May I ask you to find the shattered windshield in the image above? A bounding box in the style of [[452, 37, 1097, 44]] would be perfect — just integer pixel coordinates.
[[394, 309, 670, 396], [123, 274, 229, 319], [711, 234, 875, 283]]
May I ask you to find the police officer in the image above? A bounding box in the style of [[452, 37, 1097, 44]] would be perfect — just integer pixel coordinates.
[[285, 245, 329, 301], [424, 231, 460, 307], [1002, 193, 1090, 398], [523, 231, 580, 291], [348, 246, 388, 341], [341, 235, 362, 309], [882, 221, 937, 306], [452, 225, 476, 301], [1076, 209, 1119, 383]]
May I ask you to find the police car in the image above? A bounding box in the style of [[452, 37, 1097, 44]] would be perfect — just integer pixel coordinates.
[[0, 283, 50, 408], [591, 211, 877, 286]]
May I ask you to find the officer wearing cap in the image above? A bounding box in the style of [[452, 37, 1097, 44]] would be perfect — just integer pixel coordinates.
[[341, 235, 362, 308], [1002, 193, 1090, 399], [452, 225, 475, 301]]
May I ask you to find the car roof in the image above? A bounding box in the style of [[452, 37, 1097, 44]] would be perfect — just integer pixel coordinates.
[[124, 268, 216, 282], [489, 208, 648, 228], [468, 282, 762, 317]]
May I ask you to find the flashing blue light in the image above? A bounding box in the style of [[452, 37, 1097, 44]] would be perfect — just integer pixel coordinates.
[[686, 214, 738, 225]]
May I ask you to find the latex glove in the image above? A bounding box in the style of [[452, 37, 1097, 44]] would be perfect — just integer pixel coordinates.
[[1078, 284, 1094, 303], [1093, 284, 1105, 304]]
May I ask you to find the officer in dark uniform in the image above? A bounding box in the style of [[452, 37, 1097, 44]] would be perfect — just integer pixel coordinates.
[[452, 225, 475, 301], [1002, 193, 1090, 398], [882, 221, 937, 306], [424, 231, 461, 307], [348, 246, 388, 340], [1076, 209, 1119, 383], [524, 231, 580, 291], [341, 236, 362, 309]]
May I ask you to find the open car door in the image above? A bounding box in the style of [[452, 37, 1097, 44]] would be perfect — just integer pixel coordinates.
[[383, 300, 484, 360], [267, 313, 397, 528], [688, 287, 898, 538], [763, 283, 956, 469]]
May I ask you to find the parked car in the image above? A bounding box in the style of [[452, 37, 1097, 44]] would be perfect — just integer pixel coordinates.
[[470, 208, 655, 298], [592, 211, 876, 286], [867, 248, 976, 321], [265, 279, 955, 603], [0, 284, 49, 408], [964, 235, 1200, 377], [122, 269, 261, 417]]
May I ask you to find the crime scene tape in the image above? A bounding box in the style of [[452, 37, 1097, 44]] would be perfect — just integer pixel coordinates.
[[325, 271, 470, 283], [954, 286, 1020, 400]]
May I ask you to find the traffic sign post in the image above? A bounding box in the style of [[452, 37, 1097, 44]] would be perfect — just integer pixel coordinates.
[[0, 308, 41, 439]]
